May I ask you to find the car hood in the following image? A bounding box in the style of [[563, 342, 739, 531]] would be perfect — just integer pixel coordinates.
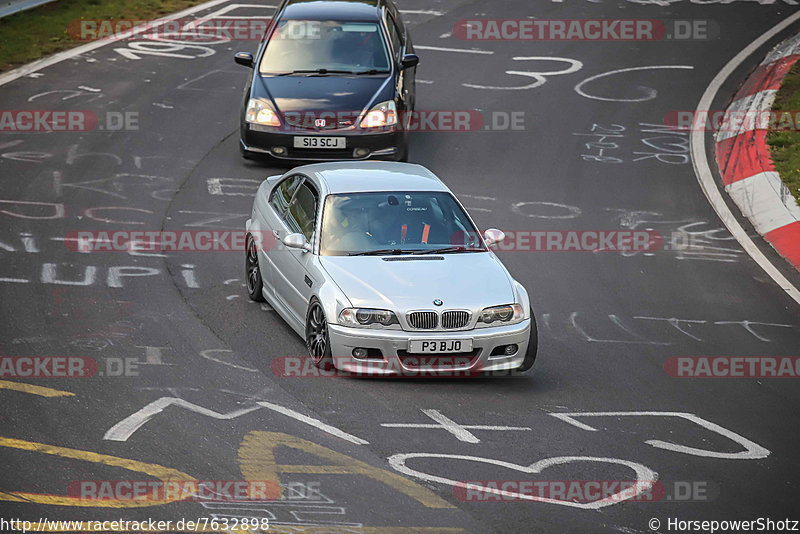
[[320, 253, 516, 312], [255, 74, 389, 113]]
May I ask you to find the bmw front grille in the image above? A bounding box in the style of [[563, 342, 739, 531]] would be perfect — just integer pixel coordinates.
[[408, 311, 438, 329], [407, 311, 470, 330], [441, 311, 470, 329]]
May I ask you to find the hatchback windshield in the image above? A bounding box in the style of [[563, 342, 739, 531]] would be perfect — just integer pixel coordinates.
[[260, 20, 391, 74], [321, 192, 486, 256]]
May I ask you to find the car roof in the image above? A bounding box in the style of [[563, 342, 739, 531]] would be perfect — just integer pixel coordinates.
[[281, 0, 383, 22], [297, 162, 450, 194]]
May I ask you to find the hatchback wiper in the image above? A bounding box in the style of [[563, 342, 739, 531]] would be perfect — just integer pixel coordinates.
[[413, 246, 481, 255], [348, 248, 410, 256]]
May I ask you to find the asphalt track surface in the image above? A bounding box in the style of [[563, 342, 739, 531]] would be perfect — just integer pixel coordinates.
[[2, 1, 800, 533]]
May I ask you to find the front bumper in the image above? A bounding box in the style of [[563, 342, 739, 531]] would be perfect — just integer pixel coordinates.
[[327, 319, 532, 376], [241, 125, 405, 161]]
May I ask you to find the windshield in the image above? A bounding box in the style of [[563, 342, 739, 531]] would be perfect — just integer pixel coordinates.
[[260, 20, 391, 74], [320, 192, 486, 256]]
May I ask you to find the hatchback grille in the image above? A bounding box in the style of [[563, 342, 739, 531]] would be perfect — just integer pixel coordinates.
[[408, 311, 438, 329], [283, 114, 356, 131], [441, 311, 470, 329]]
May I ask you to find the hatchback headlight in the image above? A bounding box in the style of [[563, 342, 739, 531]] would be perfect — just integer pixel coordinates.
[[339, 308, 399, 327], [360, 100, 397, 128], [477, 304, 525, 325], [246, 98, 280, 126]]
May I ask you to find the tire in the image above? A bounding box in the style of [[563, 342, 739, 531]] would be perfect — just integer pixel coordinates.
[[305, 299, 332, 368], [515, 309, 538, 373], [245, 234, 265, 302]]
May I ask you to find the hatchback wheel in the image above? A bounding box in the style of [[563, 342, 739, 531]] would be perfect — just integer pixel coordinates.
[[306, 300, 332, 367], [245, 234, 265, 302]]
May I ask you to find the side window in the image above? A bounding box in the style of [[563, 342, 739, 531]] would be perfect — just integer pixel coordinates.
[[386, 2, 405, 33], [384, 13, 403, 61], [285, 181, 319, 240], [269, 175, 302, 216]]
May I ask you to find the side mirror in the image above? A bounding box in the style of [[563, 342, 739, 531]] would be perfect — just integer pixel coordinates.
[[234, 52, 254, 68], [283, 232, 312, 252], [400, 54, 419, 69], [483, 228, 505, 247]]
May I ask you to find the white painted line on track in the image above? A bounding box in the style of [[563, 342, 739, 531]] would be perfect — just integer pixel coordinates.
[[381, 409, 531, 443], [199, 348, 258, 372], [104, 397, 370, 444], [551, 411, 770, 460], [104, 397, 262, 441], [399, 10, 444, 16], [415, 45, 493, 55], [181, 3, 277, 30], [691, 12, 800, 306], [257, 401, 369, 445], [388, 453, 657, 510], [0, 0, 232, 88], [574, 65, 694, 102]]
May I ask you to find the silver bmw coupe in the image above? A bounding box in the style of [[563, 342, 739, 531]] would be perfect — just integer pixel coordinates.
[[245, 161, 537, 375]]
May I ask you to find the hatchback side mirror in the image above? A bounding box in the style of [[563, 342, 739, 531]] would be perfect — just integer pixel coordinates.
[[234, 52, 254, 68], [483, 228, 505, 247], [283, 232, 312, 252], [400, 54, 419, 69]]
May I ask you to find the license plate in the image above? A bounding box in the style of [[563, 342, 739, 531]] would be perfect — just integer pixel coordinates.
[[408, 339, 473, 354], [293, 136, 345, 149]]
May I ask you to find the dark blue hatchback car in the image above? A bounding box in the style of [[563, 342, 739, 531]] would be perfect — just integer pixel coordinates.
[[234, 0, 419, 162]]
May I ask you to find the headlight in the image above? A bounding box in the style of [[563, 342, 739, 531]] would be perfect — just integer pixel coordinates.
[[360, 100, 397, 128], [245, 98, 280, 126], [477, 304, 525, 325], [339, 308, 399, 327]]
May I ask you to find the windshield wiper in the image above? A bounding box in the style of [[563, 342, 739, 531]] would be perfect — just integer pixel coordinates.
[[270, 69, 356, 76], [270, 69, 388, 76], [413, 246, 481, 255], [348, 248, 410, 256], [353, 69, 390, 75]]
